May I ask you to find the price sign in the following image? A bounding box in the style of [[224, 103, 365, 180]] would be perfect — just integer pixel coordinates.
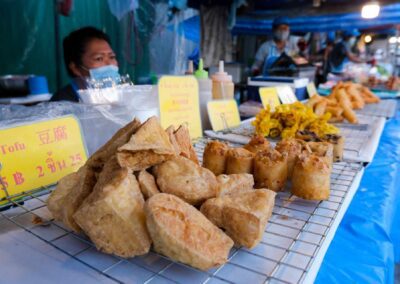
[[307, 82, 318, 97], [276, 85, 298, 104], [259, 87, 281, 110], [207, 99, 241, 131], [158, 76, 202, 138], [0, 115, 87, 202]]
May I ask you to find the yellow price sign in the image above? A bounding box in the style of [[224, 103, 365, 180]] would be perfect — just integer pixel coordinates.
[[158, 76, 202, 139], [207, 99, 241, 131], [0, 115, 87, 202], [307, 82, 318, 97], [259, 87, 281, 110]]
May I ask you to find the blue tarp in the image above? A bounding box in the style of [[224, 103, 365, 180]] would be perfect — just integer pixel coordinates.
[[316, 100, 400, 283], [233, 4, 400, 34]]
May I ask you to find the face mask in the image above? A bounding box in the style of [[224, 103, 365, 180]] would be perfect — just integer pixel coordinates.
[[273, 30, 289, 42], [85, 65, 120, 81]]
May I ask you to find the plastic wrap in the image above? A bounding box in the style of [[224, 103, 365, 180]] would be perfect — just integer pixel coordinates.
[[316, 102, 400, 283], [145, 3, 198, 75], [0, 102, 137, 156]]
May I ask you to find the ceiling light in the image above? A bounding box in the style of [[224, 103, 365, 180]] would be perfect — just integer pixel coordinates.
[[361, 2, 380, 19], [364, 35, 372, 43], [389, 37, 397, 44]]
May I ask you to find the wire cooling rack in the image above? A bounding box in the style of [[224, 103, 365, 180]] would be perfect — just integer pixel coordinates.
[[1, 139, 365, 284], [355, 99, 397, 118]]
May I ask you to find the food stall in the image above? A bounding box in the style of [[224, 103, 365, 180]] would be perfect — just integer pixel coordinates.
[[1, 1, 400, 284]]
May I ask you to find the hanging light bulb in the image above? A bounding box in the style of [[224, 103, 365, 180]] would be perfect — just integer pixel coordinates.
[[361, 2, 380, 19], [364, 35, 372, 43]]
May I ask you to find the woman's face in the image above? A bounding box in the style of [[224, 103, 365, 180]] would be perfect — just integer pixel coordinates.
[[70, 39, 118, 77]]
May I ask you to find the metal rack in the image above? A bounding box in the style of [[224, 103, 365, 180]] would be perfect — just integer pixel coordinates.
[[356, 99, 397, 118], [1, 141, 364, 284]]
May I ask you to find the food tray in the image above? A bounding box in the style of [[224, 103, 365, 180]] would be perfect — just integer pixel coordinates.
[[355, 99, 397, 118], [204, 114, 386, 163], [0, 142, 365, 284]]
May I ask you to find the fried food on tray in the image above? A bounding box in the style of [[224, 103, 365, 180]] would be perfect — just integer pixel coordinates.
[[117, 117, 176, 171], [243, 135, 271, 154], [47, 164, 96, 232], [165, 125, 181, 155], [304, 141, 333, 159], [306, 81, 379, 124], [138, 170, 160, 200], [154, 156, 218, 205], [253, 148, 287, 192], [200, 188, 276, 249], [216, 173, 254, 196], [145, 193, 234, 271], [291, 152, 331, 200], [225, 148, 254, 174], [253, 102, 339, 139], [202, 140, 229, 175], [174, 124, 199, 165], [87, 118, 142, 170], [275, 138, 304, 179], [324, 134, 344, 162], [73, 157, 151, 258]]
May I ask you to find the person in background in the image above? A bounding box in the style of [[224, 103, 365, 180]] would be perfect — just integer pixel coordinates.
[[327, 29, 364, 74], [251, 16, 297, 76], [51, 26, 119, 102], [296, 38, 309, 59]]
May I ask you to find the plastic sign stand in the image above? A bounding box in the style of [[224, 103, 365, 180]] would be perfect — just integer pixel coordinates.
[[307, 82, 318, 97], [259, 87, 281, 110], [207, 99, 241, 131]]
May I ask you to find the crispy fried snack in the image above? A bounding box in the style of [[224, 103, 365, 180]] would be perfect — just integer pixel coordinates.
[[200, 188, 276, 249], [154, 156, 218, 205], [275, 138, 304, 179], [216, 173, 254, 196], [253, 103, 339, 139], [243, 135, 271, 154], [225, 148, 254, 174], [203, 141, 229, 175], [291, 152, 331, 200], [73, 157, 151, 258], [253, 148, 288, 191], [145, 193, 234, 271], [117, 117, 176, 171], [174, 124, 199, 165], [138, 170, 160, 199], [47, 165, 96, 232]]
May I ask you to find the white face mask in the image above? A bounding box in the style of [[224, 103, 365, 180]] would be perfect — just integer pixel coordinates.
[[273, 30, 290, 42]]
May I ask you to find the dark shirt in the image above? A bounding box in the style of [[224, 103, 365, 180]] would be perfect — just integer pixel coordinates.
[[328, 41, 349, 70], [50, 84, 79, 102]]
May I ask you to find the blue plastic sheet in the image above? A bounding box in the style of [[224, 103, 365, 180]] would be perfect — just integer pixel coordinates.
[[233, 4, 400, 34], [316, 101, 400, 284]]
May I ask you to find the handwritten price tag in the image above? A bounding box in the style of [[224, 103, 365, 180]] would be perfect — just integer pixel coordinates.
[[276, 85, 298, 104], [259, 87, 281, 110], [207, 99, 241, 131], [158, 76, 202, 138], [0, 115, 87, 202], [307, 82, 318, 97]]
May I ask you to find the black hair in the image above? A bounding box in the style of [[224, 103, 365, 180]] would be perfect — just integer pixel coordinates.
[[63, 26, 111, 77]]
